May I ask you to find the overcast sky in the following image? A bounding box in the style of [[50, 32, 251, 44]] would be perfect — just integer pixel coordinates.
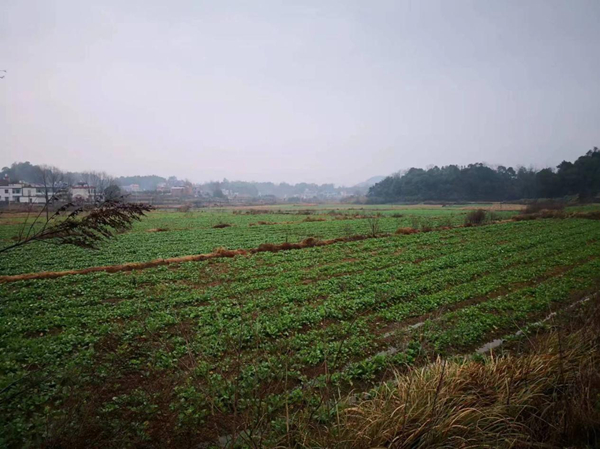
[[1, 0, 599, 185]]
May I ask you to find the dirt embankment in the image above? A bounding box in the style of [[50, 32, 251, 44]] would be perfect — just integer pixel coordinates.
[[0, 235, 370, 283]]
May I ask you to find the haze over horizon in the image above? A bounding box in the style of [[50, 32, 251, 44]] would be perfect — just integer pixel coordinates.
[[1, 0, 599, 186]]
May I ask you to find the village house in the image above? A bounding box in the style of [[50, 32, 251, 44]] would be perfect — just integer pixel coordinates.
[[0, 180, 23, 203], [122, 184, 141, 193], [20, 185, 49, 204], [71, 182, 97, 202], [0, 179, 99, 205]]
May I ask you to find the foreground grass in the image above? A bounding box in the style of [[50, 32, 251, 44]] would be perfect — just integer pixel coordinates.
[[300, 297, 600, 449]]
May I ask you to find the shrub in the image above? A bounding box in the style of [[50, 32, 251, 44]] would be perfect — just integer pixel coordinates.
[[464, 209, 487, 226]]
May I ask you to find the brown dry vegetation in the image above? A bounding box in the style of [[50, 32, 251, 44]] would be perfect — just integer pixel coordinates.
[[515, 210, 600, 222], [395, 227, 419, 235], [296, 298, 600, 448], [0, 235, 370, 283]]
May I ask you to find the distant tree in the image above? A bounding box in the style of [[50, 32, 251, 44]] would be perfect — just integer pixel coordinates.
[[1, 161, 41, 183], [81, 171, 116, 198], [368, 148, 600, 203], [104, 184, 122, 201], [212, 188, 226, 199], [116, 175, 166, 191], [36, 165, 66, 220]]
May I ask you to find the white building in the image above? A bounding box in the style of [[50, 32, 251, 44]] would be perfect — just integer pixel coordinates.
[[122, 184, 141, 193], [71, 183, 97, 202], [0, 182, 23, 203], [0, 180, 99, 205], [19, 185, 46, 204], [19, 185, 66, 204]]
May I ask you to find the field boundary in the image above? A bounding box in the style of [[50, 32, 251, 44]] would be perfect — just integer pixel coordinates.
[[0, 235, 373, 283], [3, 216, 580, 283]]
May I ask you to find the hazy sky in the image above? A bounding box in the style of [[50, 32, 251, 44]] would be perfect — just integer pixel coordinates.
[[1, 0, 599, 185]]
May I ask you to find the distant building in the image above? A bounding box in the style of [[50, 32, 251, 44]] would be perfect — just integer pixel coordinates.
[[0, 180, 23, 203], [19, 184, 57, 204], [170, 185, 193, 197], [122, 184, 141, 193], [0, 180, 98, 205], [71, 183, 97, 202], [170, 186, 185, 197]]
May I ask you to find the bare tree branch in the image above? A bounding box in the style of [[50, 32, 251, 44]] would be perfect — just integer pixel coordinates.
[[1, 199, 153, 254]]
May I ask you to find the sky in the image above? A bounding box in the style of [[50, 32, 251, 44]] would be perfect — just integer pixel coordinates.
[[1, 0, 599, 186]]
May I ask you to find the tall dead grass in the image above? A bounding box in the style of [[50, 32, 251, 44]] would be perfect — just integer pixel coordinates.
[[299, 301, 600, 448]]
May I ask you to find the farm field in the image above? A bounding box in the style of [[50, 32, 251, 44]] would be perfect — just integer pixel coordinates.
[[0, 205, 516, 275], [1, 205, 600, 447]]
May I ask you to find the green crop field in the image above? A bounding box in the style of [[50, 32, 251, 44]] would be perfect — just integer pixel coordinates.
[[1, 206, 600, 447], [0, 207, 515, 275]]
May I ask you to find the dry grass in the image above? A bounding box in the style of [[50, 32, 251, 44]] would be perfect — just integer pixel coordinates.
[[0, 235, 370, 283], [147, 228, 169, 233], [298, 301, 600, 449], [523, 200, 566, 214], [249, 221, 277, 226], [514, 210, 600, 222], [395, 227, 419, 235]]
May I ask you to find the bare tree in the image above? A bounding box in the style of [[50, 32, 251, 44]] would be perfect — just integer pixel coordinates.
[[36, 165, 65, 220], [82, 171, 118, 200]]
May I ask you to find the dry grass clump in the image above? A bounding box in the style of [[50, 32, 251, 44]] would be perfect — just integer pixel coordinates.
[[212, 247, 245, 257], [147, 228, 169, 233], [303, 216, 326, 222], [578, 210, 600, 220], [249, 221, 276, 226], [515, 209, 600, 222], [514, 210, 566, 221], [515, 201, 567, 221], [254, 237, 321, 253], [395, 227, 419, 235], [523, 200, 566, 214], [302, 302, 600, 449]]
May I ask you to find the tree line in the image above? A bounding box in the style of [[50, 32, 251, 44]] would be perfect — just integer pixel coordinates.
[[1, 162, 367, 198], [367, 148, 600, 203], [1, 162, 119, 192]]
